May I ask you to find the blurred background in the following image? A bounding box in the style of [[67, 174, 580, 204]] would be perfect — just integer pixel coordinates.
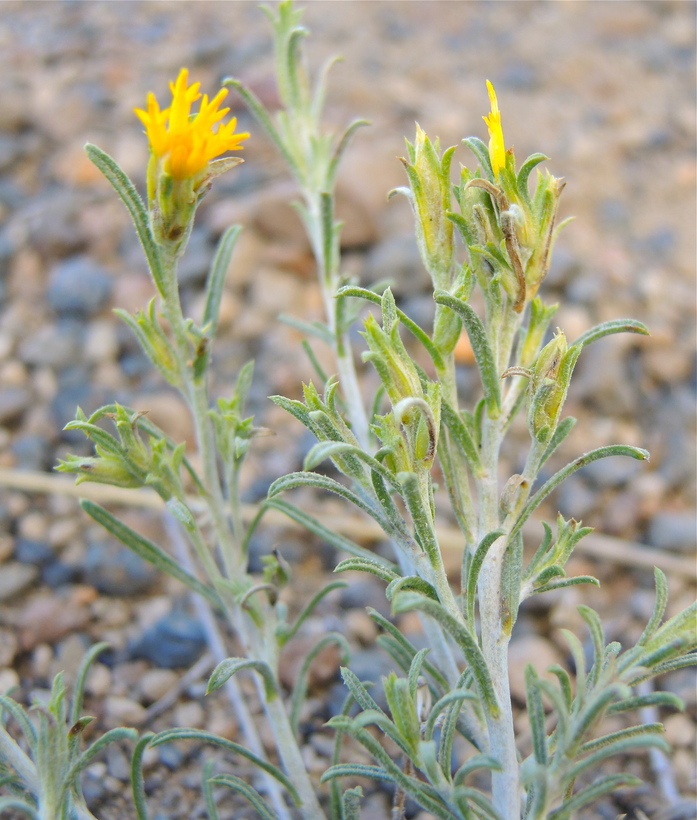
[[0, 2, 694, 819]]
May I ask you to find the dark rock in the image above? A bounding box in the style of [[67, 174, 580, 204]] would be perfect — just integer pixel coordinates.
[[130, 608, 206, 669], [579, 454, 643, 489], [14, 538, 53, 565], [646, 511, 696, 554], [11, 434, 52, 471], [176, 228, 213, 286], [157, 743, 185, 770], [20, 319, 84, 369], [42, 559, 80, 588], [47, 255, 113, 316], [84, 539, 158, 597], [556, 474, 597, 520], [0, 386, 31, 425], [363, 232, 424, 297], [340, 577, 391, 617]]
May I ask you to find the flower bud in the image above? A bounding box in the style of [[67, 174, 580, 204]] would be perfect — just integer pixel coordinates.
[[397, 125, 455, 288]]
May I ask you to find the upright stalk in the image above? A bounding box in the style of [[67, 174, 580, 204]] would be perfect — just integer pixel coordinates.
[[476, 306, 525, 819]]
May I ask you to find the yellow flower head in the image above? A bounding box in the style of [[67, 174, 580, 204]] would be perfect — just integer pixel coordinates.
[[483, 80, 506, 176], [134, 68, 249, 180]]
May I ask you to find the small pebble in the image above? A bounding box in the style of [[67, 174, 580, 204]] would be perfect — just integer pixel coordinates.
[[84, 538, 158, 597], [104, 695, 148, 727], [646, 511, 697, 554], [139, 668, 179, 703], [0, 628, 18, 667], [663, 713, 696, 748], [31, 643, 54, 679], [47, 255, 113, 317], [173, 700, 205, 730], [0, 561, 38, 601], [85, 663, 112, 698], [508, 634, 563, 703], [130, 609, 206, 669], [0, 668, 20, 693]]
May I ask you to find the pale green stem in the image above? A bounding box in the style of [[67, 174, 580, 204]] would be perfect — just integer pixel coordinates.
[[437, 352, 477, 546], [233, 609, 327, 820], [476, 304, 526, 819], [304, 191, 371, 450], [159, 253, 240, 577], [160, 252, 322, 815]]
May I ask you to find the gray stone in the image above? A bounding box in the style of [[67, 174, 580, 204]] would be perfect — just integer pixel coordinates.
[[0, 562, 38, 601], [47, 255, 113, 316], [647, 511, 696, 554], [14, 538, 53, 565], [0, 386, 30, 424], [20, 320, 83, 369], [11, 434, 52, 471], [84, 539, 158, 597], [130, 608, 206, 669]]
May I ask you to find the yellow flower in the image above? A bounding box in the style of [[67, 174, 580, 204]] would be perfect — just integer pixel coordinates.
[[482, 80, 506, 176], [135, 68, 249, 180]]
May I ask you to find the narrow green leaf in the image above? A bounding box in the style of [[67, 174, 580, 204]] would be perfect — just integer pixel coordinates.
[[452, 754, 502, 785], [339, 667, 385, 716], [201, 759, 222, 820], [285, 581, 348, 643], [532, 576, 600, 595], [303, 441, 400, 491], [70, 641, 110, 725], [408, 648, 431, 699], [290, 634, 350, 734], [509, 445, 650, 540], [264, 497, 396, 568], [433, 291, 501, 416], [84, 144, 166, 295], [525, 666, 547, 765], [572, 318, 649, 349], [267, 472, 392, 532], [341, 785, 364, 820], [131, 733, 154, 820], [337, 285, 445, 370], [367, 608, 449, 691], [579, 723, 665, 756], [548, 774, 641, 820], [441, 399, 484, 475], [386, 575, 439, 602], [517, 153, 548, 198], [398, 471, 441, 567], [466, 529, 505, 626], [149, 729, 300, 803], [539, 416, 577, 467], [0, 697, 37, 750], [327, 119, 370, 185], [67, 727, 138, 783], [80, 500, 221, 609], [207, 658, 277, 701], [209, 773, 280, 820], [320, 763, 389, 783], [577, 604, 605, 686], [0, 798, 39, 819], [608, 691, 684, 714], [462, 137, 493, 179], [224, 78, 299, 176], [391, 592, 499, 716], [278, 313, 334, 343], [423, 689, 478, 742], [203, 225, 242, 339], [637, 568, 669, 646], [334, 557, 400, 584]]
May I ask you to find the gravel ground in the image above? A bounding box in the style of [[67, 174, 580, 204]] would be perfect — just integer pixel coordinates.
[[0, 2, 695, 819]]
